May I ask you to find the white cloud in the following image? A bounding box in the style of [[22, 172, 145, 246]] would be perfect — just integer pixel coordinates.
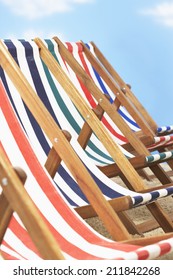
[[141, 2, 173, 27], [0, 0, 94, 19]]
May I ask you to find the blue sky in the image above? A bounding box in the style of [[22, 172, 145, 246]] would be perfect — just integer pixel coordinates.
[[0, 0, 173, 126]]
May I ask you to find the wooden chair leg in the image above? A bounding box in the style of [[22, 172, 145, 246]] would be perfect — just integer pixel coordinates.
[[0, 192, 13, 244], [0, 167, 27, 244], [118, 212, 144, 236], [0, 151, 65, 260]]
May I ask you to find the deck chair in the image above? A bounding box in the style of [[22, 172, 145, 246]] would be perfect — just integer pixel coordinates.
[[1, 102, 173, 260], [1, 39, 173, 236], [54, 38, 173, 152], [88, 41, 173, 137], [48, 37, 173, 180], [31, 37, 173, 184], [69, 39, 173, 148]]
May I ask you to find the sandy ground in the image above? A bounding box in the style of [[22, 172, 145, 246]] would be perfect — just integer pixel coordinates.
[[86, 166, 173, 260]]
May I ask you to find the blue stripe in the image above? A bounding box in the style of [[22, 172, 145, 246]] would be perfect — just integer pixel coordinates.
[[85, 43, 140, 129], [157, 126, 172, 133]]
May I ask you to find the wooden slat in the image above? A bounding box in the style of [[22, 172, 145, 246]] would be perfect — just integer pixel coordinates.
[[75, 195, 133, 218], [0, 167, 27, 244], [78, 104, 104, 149], [0, 149, 65, 260], [122, 232, 173, 246], [45, 130, 71, 178]]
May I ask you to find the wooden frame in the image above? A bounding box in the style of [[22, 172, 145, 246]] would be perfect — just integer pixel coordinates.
[[0, 148, 65, 259], [1, 38, 173, 240], [51, 37, 173, 184], [32, 38, 173, 233]]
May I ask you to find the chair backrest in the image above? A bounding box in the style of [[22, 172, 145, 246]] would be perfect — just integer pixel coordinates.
[[1, 78, 173, 260]]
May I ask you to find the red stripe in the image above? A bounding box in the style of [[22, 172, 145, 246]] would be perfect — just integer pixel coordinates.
[[65, 42, 127, 142]]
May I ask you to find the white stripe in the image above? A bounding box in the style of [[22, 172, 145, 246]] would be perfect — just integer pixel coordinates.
[[3, 230, 41, 260], [1, 110, 137, 259]]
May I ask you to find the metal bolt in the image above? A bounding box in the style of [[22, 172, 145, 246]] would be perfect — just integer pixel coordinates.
[[1, 177, 8, 186], [54, 138, 58, 143], [86, 114, 90, 119], [99, 98, 103, 103]]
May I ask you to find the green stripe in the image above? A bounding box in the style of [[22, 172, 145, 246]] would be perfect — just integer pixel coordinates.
[[41, 39, 114, 164]]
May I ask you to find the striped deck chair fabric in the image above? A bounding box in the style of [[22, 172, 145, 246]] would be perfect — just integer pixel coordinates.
[[87, 41, 173, 136], [1, 40, 173, 236], [1, 83, 173, 260], [3, 38, 173, 170], [61, 40, 173, 151], [1, 39, 173, 201], [22, 38, 173, 172]]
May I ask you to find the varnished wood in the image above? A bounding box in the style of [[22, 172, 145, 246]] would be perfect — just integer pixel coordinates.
[[0, 167, 27, 244], [75, 195, 133, 218], [0, 193, 13, 244], [122, 232, 173, 246], [78, 103, 104, 149], [45, 130, 72, 178], [0, 149, 65, 259]]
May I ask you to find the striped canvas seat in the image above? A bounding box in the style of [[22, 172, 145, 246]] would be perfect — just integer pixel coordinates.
[[1, 39, 173, 237], [1, 83, 173, 260], [63, 40, 173, 150], [2, 39, 173, 169], [1, 39, 173, 202]]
